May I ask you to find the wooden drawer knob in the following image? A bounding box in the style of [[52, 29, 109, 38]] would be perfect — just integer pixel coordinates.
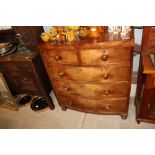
[[64, 86, 70, 91], [55, 55, 61, 61], [104, 90, 110, 95], [21, 78, 32, 84], [68, 100, 73, 106], [102, 55, 108, 61], [104, 105, 110, 110], [103, 73, 109, 79], [59, 71, 65, 77]]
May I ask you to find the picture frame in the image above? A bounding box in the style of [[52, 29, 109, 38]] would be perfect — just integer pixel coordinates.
[[0, 72, 18, 110]]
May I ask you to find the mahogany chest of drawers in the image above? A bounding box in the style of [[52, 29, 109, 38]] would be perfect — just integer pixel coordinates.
[[39, 33, 134, 119]]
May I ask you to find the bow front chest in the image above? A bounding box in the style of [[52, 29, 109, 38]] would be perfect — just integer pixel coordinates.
[[39, 33, 134, 119]]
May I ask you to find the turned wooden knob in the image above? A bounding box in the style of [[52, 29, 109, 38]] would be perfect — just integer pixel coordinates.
[[64, 86, 70, 91], [103, 73, 109, 79], [104, 105, 110, 110], [102, 54, 108, 61], [55, 55, 61, 61], [104, 90, 110, 95], [68, 100, 73, 106], [59, 71, 65, 77]]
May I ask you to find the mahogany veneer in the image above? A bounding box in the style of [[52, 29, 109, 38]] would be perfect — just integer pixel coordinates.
[[39, 31, 134, 119]]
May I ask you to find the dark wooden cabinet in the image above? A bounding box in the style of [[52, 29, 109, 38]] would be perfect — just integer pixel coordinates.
[[135, 54, 155, 124], [39, 31, 134, 119], [0, 26, 54, 110], [0, 52, 54, 110], [135, 26, 155, 124]]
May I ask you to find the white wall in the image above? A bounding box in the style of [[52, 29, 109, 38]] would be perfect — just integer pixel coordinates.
[[43, 26, 50, 32], [131, 28, 143, 97], [133, 28, 143, 72]]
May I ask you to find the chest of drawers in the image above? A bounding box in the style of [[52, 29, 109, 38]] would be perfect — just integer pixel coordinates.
[[39, 33, 134, 119]]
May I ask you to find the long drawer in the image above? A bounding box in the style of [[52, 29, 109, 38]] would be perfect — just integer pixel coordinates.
[[57, 94, 127, 114], [52, 80, 129, 98], [80, 47, 131, 65], [46, 65, 130, 82]]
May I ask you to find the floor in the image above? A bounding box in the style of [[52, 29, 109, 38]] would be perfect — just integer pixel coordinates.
[[0, 91, 155, 129]]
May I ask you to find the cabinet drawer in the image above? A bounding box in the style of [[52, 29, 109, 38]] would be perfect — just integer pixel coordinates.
[[13, 75, 38, 92], [58, 94, 127, 114], [80, 47, 131, 65], [40, 49, 78, 65], [52, 80, 129, 98], [1, 62, 33, 75], [47, 65, 130, 82]]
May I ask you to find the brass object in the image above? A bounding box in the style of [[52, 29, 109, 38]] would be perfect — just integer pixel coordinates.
[[40, 32, 50, 42], [66, 30, 75, 43], [89, 26, 100, 38], [0, 73, 18, 110], [79, 27, 88, 38]]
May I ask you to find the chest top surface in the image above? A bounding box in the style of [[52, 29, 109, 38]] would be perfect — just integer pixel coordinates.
[[39, 31, 134, 50]]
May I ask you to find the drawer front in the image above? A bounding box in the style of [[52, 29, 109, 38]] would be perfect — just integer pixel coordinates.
[[52, 80, 129, 98], [46, 65, 130, 82], [13, 75, 38, 92], [2, 62, 33, 75], [57, 94, 127, 114], [40, 49, 78, 65], [80, 47, 131, 65]]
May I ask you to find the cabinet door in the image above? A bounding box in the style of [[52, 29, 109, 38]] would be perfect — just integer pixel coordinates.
[[147, 89, 155, 118], [140, 89, 155, 119]]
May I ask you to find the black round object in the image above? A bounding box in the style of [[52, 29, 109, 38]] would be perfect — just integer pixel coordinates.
[[18, 94, 32, 106], [31, 98, 48, 111]]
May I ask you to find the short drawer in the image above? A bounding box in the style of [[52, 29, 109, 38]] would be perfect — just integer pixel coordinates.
[[57, 94, 127, 114], [80, 47, 131, 65], [52, 80, 129, 98], [46, 65, 130, 82], [40, 49, 79, 65]]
